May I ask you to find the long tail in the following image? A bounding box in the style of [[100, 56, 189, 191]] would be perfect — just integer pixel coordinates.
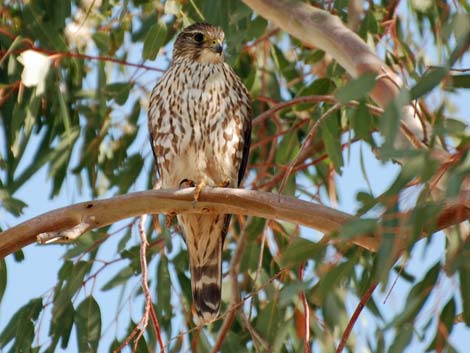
[[179, 214, 231, 325], [190, 241, 222, 324]]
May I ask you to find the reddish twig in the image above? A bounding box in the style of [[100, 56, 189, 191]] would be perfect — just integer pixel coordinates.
[[114, 215, 165, 353], [0, 81, 20, 108], [136, 214, 165, 353], [335, 281, 378, 353], [299, 264, 311, 353], [149, 303, 165, 353]]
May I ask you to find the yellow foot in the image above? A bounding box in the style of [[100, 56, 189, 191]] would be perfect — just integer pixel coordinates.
[[193, 181, 206, 203], [218, 180, 230, 187]]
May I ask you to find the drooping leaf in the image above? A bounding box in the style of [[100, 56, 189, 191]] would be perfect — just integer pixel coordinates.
[[320, 110, 344, 173], [157, 255, 172, 319], [143, 21, 168, 60], [0, 298, 42, 350], [281, 237, 325, 268], [458, 240, 470, 326], [75, 296, 101, 353], [410, 67, 448, 100], [0, 259, 6, 303], [101, 266, 135, 291], [335, 72, 377, 104], [337, 218, 377, 240]]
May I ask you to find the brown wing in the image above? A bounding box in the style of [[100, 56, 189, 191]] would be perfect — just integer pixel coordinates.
[[222, 99, 252, 242], [148, 131, 161, 179], [238, 115, 252, 186]]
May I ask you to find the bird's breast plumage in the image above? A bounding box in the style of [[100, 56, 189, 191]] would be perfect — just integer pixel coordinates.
[[149, 59, 250, 188]]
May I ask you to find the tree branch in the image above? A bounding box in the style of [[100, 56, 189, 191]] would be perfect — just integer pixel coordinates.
[[242, 0, 450, 160], [0, 188, 353, 258], [1, 188, 469, 259]]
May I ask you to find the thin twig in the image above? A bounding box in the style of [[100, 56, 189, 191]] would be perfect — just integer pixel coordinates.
[[137, 214, 166, 353], [299, 264, 311, 353], [253, 95, 383, 126], [278, 103, 340, 194], [114, 215, 166, 353], [248, 225, 268, 320], [335, 281, 378, 353]]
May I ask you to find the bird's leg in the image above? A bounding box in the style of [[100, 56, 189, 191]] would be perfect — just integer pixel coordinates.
[[165, 212, 176, 228], [179, 178, 204, 205], [167, 179, 197, 225]]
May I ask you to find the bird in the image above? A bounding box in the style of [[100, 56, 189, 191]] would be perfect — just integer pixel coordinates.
[[148, 23, 252, 324]]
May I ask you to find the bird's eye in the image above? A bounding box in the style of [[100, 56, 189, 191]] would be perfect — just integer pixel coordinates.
[[193, 33, 204, 42]]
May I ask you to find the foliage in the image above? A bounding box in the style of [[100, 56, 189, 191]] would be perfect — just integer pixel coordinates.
[[1, 0, 470, 352]]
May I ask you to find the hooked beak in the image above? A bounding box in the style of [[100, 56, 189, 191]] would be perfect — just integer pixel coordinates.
[[210, 40, 223, 55]]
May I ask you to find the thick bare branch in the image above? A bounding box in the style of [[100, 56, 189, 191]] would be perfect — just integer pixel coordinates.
[[2, 188, 470, 259], [0, 188, 355, 258]]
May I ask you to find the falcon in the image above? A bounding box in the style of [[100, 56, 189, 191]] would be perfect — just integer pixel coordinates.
[[148, 23, 252, 324]]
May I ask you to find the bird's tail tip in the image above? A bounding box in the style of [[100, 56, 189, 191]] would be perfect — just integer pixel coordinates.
[[191, 265, 222, 325]]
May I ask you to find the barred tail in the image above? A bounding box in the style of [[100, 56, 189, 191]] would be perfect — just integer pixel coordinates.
[[190, 239, 222, 325]]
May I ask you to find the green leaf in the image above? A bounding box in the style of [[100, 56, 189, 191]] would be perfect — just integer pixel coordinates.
[[75, 296, 101, 353], [271, 44, 298, 84], [337, 218, 377, 240], [298, 77, 336, 97], [281, 237, 325, 268], [389, 262, 440, 327], [66, 261, 92, 296], [279, 280, 311, 306], [426, 297, 456, 352], [379, 89, 409, 157], [143, 21, 168, 60], [0, 259, 6, 303], [351, 101, 374, 140], [101, 266, 135, 291], [387, 324, 413, 353], [446, 74, 470, 89], [410, 67, 448, 100], [157, 255, 172, 319], [0, 190, 27, 216], [275, 131, 299, 165], [105, 82, 133, 105], [0, 298, 42, 350], [112, 154, 144, 193], [49, 0, 70, 29], [255, 300, 282, 342], [50, 294, 74, 349], [458, 240, 470, 326], [374, 202, 399, 284], [221, 332, 250, 353], [320, 110, 344, 173], [93, 32, 111, 53], [315, 259, 356, 304], [335, 73, 377, 104]]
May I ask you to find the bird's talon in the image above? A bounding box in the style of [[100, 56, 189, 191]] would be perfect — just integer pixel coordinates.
[[219, 180, 230, 187], [166, 212, 176, 227], [179, 178, 195, 188], [193, 181, 206, 203]]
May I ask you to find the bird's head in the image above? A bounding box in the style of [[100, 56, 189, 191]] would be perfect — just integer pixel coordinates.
[[173, 23, 225, 64]]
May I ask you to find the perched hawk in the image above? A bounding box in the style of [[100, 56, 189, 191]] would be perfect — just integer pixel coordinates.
[[148, 23, 252, 324]]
